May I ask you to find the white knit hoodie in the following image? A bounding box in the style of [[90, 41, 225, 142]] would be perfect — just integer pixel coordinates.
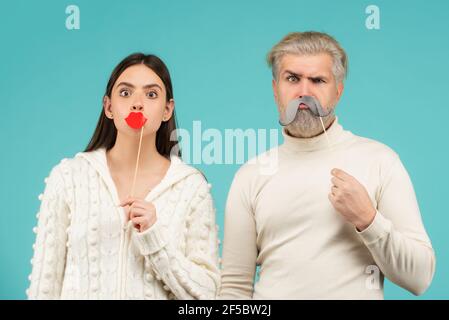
[[27, 147, 221, 300]]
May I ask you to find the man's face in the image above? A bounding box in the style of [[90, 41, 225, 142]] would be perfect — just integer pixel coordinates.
[[272, 53, 344, 138]]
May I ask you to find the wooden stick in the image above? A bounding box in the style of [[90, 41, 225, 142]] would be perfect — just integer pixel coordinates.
[[319, 117, 332, 151], [130, 125, 144, 197]]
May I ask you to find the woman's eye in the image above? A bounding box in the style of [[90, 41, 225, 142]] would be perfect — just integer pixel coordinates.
[[119, 89, 130, 97], [146, 91, 158, 98]]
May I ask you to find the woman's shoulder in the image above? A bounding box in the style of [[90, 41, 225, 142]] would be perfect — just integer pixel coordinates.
[[39, 157, 77, 193], [50, 154, 85, 173], [45, 150, 97, 183]]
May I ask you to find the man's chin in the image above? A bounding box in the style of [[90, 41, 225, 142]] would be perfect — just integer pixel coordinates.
[[285, 125, 322, 138]]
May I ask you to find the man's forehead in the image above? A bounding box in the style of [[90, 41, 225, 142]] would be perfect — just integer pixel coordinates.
[[278, 53, 333, 76]]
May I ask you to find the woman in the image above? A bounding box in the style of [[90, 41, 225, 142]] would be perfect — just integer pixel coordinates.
[[27, 53, 220, 299]]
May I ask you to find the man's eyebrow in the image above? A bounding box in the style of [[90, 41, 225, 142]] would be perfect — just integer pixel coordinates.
[[283, 70, 330, 81], [283, 70, 302, 77], [116, 82, 162, 90], [308, 75, 330, 82]]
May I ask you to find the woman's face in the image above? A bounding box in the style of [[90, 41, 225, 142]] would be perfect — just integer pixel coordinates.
[[103, 64, 174, 137]]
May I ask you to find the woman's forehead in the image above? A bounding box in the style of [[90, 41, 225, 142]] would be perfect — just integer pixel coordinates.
[[115, 64, 165, 89]]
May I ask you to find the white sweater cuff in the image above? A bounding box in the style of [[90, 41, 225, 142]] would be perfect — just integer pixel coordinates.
[[356, 210, 392, 245], [132, 221, 168, 255]]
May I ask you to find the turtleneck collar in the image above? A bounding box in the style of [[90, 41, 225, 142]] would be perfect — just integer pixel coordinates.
[[281, 116, 351, 152]]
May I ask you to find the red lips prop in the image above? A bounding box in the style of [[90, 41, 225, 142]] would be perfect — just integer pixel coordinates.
[[125, 112, 147, 129]]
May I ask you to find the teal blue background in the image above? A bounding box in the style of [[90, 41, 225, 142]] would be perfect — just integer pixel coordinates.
[[1, 0, 448, 299]]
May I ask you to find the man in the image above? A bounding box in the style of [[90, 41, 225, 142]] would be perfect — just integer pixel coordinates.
[[219, 31, 435, 299]]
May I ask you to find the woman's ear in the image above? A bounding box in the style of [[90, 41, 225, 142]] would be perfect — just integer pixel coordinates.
[[103, 96, 113, 119], [163, 99, 175, 122]]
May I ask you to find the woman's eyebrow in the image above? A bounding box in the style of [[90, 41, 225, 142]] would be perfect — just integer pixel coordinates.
[[116, 81, 135, 88], [142, 83, 162, 91], [116, 82, 162, 91]]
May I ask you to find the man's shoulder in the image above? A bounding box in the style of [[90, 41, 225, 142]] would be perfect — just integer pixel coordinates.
[[350, 133, 400, 162], [233, 146, 281, 183]]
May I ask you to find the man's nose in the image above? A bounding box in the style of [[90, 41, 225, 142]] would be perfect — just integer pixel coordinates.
[[296, 80, 312, 97]]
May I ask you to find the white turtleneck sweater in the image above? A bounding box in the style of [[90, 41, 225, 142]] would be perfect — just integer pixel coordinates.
[[27, 148, 220, 300], [219, 117, 435, 299]]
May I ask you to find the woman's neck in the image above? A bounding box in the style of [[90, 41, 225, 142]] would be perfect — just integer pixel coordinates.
[[106, 132, 165, 173]]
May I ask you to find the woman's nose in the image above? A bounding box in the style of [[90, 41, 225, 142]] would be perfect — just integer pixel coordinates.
[[131, 104, 144, 111]]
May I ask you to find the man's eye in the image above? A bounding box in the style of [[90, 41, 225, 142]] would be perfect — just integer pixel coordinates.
[[146, 91, 158, 98], [119, 89, 131, 97], [312, 78, 325, 84], [287, 75, 298, 82]]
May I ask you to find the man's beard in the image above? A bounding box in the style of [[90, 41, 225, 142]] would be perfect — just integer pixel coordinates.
[[285, 107, 336, 138]]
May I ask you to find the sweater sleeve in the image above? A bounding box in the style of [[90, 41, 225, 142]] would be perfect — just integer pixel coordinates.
[[131, 176, 220, 300], [27, 164, 70, 299], [357, 156, 436, 295], [218, 168, 257, 299]]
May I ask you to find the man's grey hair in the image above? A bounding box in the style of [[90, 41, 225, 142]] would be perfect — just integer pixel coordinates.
[[267, 31, 348, 84]]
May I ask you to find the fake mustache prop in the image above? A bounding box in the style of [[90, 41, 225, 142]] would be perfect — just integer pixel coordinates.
[[279, 96, 334, 150], [279, 96, 333, 126]]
